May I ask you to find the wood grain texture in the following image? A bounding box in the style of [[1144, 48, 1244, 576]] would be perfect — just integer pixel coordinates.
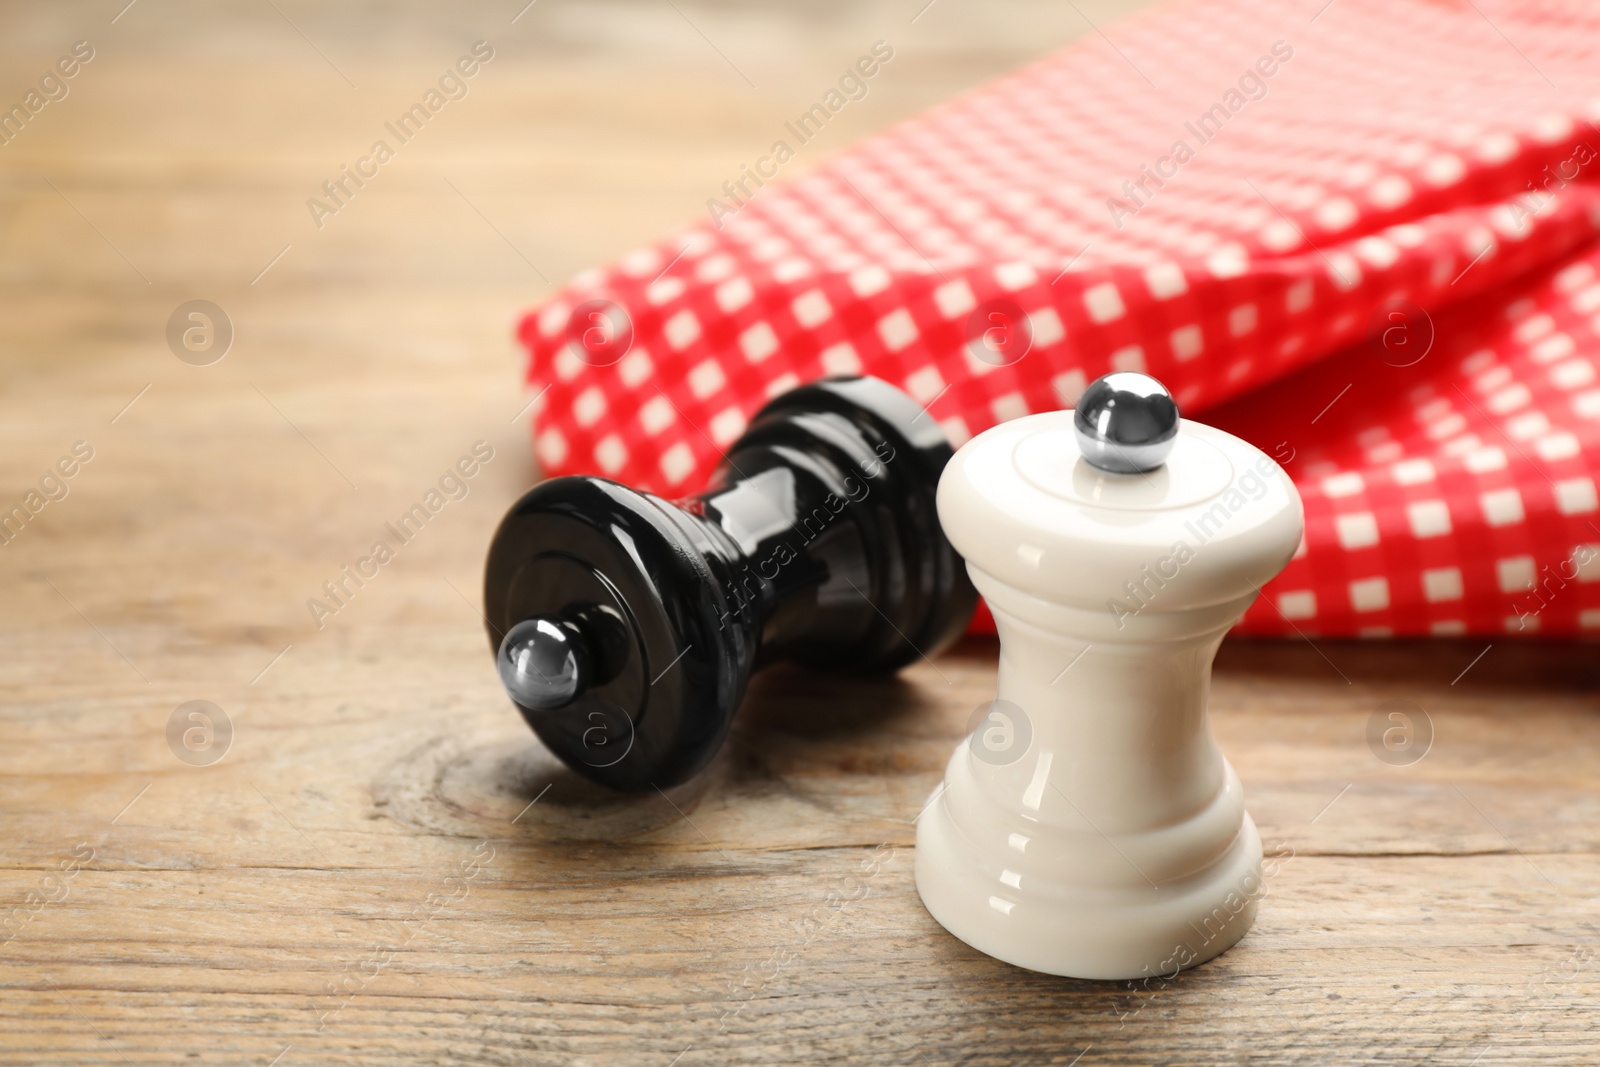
[[2, 2, 1599, 1064]]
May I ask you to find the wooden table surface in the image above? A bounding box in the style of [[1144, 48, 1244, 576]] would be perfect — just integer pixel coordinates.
[[3, 2, 1598, 1064]]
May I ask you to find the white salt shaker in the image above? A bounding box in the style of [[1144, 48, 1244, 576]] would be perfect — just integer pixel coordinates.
[[915, 373, 1304, 979]]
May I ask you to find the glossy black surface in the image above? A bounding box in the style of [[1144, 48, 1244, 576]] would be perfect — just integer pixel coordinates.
[[483, 376, 976, 791]]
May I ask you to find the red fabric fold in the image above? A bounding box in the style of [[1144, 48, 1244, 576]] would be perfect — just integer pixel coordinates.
[[517, 0, 1600, 637]]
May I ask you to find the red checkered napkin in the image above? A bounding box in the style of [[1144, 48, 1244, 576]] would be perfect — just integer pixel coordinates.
[[517, 0, 1600, 638]]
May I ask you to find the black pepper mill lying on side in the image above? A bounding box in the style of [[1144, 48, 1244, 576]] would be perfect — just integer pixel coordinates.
[[483, 376, 976, 791]]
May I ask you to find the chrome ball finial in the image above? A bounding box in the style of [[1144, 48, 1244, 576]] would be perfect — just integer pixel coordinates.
[[1073, 372, 1180, 474], [497, 616, 589, 711]]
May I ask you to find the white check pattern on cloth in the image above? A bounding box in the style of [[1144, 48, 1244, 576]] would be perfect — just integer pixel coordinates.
[[518, 0, 1600, 638]]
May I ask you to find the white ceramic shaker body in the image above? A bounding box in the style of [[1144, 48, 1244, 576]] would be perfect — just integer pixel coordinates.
[[915, 412, 1304, 980]]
